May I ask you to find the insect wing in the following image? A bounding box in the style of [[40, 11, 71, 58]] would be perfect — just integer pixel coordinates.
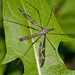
[[18, 6, 39, 26], [39, 37, 45, 67]]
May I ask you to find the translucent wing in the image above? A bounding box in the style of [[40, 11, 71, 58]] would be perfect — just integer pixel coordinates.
[[18, 6, 42, 28], [39, 35, 46, 67]]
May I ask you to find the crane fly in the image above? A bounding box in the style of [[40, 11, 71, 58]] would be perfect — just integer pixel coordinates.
[[3, 0, 71, 75]]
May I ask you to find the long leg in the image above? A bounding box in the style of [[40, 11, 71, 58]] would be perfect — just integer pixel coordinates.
[[48, 33, 70, 35], [48, 33, 74, 37], [45, 6, 54, 28], [25, 0, 43, 28], [4, 19, 40, 31], [4, 36, 41, 73], [16, 36, 41, 65], [46, 37, 61, 75]]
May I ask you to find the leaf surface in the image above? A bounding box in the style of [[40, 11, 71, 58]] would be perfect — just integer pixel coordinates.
[[2, 0, 75, 75]]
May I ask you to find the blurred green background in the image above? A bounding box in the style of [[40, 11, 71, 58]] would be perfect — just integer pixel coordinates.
[[0, 0, 75, 75], [0, 0, 7, 75]]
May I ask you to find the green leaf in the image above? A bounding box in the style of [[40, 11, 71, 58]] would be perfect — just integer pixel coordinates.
[[2, 0, 75, 75]]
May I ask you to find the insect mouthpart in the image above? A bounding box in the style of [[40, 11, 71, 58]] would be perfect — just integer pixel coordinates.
[[49, 28, 54, 31]]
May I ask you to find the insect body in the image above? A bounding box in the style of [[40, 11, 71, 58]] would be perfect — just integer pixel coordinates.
[[20, 28, 54, 42], [17, 4, 62, 75], [18, 6, 54, 67]]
